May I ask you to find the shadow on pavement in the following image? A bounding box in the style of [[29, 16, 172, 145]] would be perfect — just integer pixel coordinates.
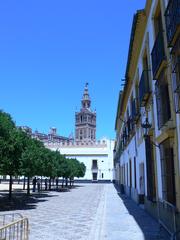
[[0, 190, 58, 211], [113, 184, 170, 240], [0, 184, 83, 212]]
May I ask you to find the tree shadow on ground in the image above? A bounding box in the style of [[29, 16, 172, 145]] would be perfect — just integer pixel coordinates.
[[113, 184, 170, 240], [0, 190, 58, 211]]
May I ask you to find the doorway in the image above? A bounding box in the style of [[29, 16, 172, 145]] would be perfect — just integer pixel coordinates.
[[92, 173, 97, 181], [139, 162, 145, 204]]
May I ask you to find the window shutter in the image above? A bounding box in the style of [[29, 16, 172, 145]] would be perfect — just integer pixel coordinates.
[[145, 136, 156, 201], [160, 144, 167, 200], [164, 147, 176, 205], [162, 84, 171, 123], [160, 141, 176, 205], [155, 82, 162, 128]]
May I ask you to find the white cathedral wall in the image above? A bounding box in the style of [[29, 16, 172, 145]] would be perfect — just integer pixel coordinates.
[[46, 139, 115, 181]]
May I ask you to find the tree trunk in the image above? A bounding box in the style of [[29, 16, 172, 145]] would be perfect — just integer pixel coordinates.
[[27, 177, 30, 195], [23, 176, 26, 190], [62, 178, 64, 188], [49, 178, 51, 191], [41, 176, 43, 191], [65, 178, 68, 187], [9, 175, 13, 200], [56, 178, 58, 190]]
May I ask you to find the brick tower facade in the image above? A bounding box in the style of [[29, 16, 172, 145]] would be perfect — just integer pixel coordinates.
[[75, 83, 96, 142]]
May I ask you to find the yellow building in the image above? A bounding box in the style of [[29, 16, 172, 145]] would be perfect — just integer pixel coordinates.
[[114, 0, 180, 238]]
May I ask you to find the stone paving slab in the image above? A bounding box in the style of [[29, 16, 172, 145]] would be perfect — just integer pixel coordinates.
[[101, 185, 169, 240], [0, 183, 170, 240]]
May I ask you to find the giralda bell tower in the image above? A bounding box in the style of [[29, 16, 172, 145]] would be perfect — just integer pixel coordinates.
[[75, 83, 96, 143]]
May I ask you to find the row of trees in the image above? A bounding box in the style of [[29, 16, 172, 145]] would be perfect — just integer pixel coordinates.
[[0, 110, 86, 199]]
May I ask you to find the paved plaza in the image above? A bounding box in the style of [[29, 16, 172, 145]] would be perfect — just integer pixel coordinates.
[[0, 184, 169, 240]]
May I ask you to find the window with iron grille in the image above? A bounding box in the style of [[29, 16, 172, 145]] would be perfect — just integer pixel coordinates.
[[155, 72, 171, 129], [165, 0, 180, 46], [171, 38, 180, 113], [123, 127, 127, 144], [134, 157, 137, 189], [126, 163, 128, 186], [129, 159, 132, 188], [92, 160, 98, 169], [151, 10, 166, 79], [145, 136, 156, 201], [160, 138, 176, 205]]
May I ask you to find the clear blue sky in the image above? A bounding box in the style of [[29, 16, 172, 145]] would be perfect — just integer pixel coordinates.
[[0, 0, 146, 140]]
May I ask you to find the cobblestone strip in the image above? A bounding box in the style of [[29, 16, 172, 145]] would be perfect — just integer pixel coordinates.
[[88, 185, 106, 240]]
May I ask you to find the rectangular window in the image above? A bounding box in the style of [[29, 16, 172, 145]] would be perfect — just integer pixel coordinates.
[[172, 38, 180, 113], [92, 160, 98, 169], [160, 138, 176, 205], [126, 163, 128, 186], [92, 173, 97, 181], [84, 129, 86, 138], [134, 157, 137, 189], [155, 71, 171, 128], [145, 136, 156, 201], [123, 164, 125, 185], [151, 7, 166, 79], [129, 160, 132, 188]]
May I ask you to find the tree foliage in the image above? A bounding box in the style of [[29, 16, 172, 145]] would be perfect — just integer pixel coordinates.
[[0, 110, 86, 198]]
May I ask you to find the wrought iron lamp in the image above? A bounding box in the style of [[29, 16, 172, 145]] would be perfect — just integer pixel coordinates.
[[141, 117, 152, 138], [141, 117, 159, 148]]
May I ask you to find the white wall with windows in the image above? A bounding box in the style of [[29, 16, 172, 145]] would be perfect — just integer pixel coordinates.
[[46, 139, 114, 181]]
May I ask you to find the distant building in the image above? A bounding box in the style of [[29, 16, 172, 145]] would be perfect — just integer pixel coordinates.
[[19, 126, 71, 143]]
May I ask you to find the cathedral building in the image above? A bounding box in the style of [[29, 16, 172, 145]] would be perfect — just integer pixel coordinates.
[[45, 83, 114, 182]]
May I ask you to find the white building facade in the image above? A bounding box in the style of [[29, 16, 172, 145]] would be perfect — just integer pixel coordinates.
[[45, 139, 114, 182], [114, 0, 180, 238]]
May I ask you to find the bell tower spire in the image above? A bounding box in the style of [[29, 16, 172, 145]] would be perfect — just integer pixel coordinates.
[[81, 82, 91, 109], [75, 83, 96, 143]]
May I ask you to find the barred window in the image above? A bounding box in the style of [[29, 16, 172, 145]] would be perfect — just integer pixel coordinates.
[[160, 139, 176, 205], [134, 157, 137, 189], [145, 136, 156, 201], [172, 38, 180, 113], [155, 72, 171, 129]]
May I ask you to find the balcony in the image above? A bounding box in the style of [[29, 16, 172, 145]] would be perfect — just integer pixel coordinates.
[[165, 0, 180, 46], [91, 164, 98, 173], [126, 118, 135, 137], [172, 56, 180, 113], [155, 81, 171, 129], [139, 70, 151, 106], [151, 31, 166, 79], [132, 98, 140, 122]]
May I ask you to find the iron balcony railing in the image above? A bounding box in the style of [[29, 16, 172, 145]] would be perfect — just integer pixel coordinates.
[[131, 98, 140, 121], [151, 31, 166, 79], [139, 70, 151, 106], [126, 118, 135, 137], [91, 165, 98, 171], [165, 0, 180, 46]]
